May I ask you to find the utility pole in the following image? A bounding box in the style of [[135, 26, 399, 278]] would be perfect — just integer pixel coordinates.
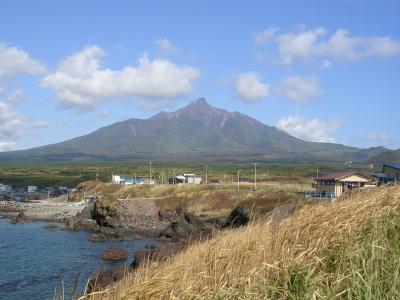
[[253, 163, 258, 190], [205, 164, 208, 185], [149, 161, 152, 185], [237, 170, 241, 191]]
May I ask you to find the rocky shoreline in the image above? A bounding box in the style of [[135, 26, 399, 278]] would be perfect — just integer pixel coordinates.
[[1, 198, 251, 296], [0, 200, 86, 222]]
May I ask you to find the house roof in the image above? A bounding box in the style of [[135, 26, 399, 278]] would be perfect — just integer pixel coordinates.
[[384, 163, 400, 171], [372, 172, 389, 178], [316, 172, 374, 181]]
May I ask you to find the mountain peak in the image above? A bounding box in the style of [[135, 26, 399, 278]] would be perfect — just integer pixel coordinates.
[[185, 97, 211, 110], [193, 97, 208, 105], [180, 97, 227, 118], [0, 96, 377, 163]]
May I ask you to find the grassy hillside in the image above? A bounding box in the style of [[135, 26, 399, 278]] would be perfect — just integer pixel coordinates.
[[81, 179, 309, 220], [84, 185, 400, 299]]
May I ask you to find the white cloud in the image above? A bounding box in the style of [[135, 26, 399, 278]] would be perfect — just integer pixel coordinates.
[[41, 45, 200, 110], [277, 115, 341, 143], [0, 43, 46, 81], [255, 27, 400, 65], [137, 98, 176, 111], [254, 27, 280, 45], [276, 76, 322, 102], [235, 72, 270, 101], [0, 94, 46, 151], [0, 44, 47, 151], [3, 89, 25, 104], [0, 141, 17, 152], [155, 39, 180, 55]]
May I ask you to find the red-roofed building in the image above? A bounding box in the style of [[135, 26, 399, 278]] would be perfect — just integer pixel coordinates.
[[315, 172, 376, 197]]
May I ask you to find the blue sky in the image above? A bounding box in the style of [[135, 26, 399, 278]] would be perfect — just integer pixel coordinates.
[[0, 0, 399, 151]]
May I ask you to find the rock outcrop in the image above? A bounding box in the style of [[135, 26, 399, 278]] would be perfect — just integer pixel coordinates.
[[10, 211, 28, 224], [66, 214, 98, 231], [101, 246, 128, 261], [159, 206, 211, 241], [87, 268, 126, 293], [224, 204, 250, 228], [90, 233, 106, 242], [92, 199, 121, 228]]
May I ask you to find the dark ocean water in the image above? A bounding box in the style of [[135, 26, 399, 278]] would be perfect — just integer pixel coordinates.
[[0, 218, 160, 300]]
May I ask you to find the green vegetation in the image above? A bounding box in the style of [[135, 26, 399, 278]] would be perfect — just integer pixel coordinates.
[[1, 99, 397, 164], [0, 161, 370, 189]]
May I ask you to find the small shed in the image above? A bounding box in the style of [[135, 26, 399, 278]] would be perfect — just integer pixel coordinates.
[[184, 174, 203, 184], [315, 172, 376, 197]]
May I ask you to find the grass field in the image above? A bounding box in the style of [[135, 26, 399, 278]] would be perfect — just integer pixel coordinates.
[[81, 184, 400, 300], [81, 179, 310, 220], [0, 161, 370, 189]]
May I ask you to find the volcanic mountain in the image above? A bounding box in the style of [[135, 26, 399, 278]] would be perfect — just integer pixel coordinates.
[[0, 98, 397, 162]]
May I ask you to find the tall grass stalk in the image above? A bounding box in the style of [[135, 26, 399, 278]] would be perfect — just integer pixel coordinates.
[[82, 185, 400, 299]]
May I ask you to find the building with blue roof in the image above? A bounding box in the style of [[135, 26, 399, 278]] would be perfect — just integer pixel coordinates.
[[111, 174, 144, 185], [383, 163, 400, 182]]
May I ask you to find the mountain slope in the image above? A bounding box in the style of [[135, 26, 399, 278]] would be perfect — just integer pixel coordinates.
[[0, 98, 394, 162]]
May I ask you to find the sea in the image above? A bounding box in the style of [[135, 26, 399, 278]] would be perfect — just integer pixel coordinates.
[[0, 218, 159, 300]]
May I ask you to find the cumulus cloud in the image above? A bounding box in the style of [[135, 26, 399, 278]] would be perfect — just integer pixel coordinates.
[[155, 38, 180, 55], [41, 45, 200, 110], [254, 27, 400, 65], [0, 141, 17, 152], [235, 72, 270, 101], [0, 94, 46, 151], [2, 89, 25, 104], [277, 115, 341, 143], [0, 43, 47, 151], [275, 76, 322, 102], [0, 43, 46, 81]]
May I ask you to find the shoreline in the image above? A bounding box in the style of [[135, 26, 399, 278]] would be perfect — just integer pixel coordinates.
[[0, 199, 87, 223]]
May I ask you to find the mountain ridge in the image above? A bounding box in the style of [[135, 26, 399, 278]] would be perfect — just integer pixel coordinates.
[[0, 98, 398, 163]]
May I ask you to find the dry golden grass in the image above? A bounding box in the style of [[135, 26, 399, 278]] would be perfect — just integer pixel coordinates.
[[81, 181, 304, 219], [82, 185, 400, 299]]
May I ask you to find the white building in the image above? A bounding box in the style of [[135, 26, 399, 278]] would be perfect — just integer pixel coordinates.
[[27, 186, 38, 193], [111, 175, 121, 184], [184, 174, 203, 184], [0, 184, 12, 193], [112, 174, 144, 185]]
